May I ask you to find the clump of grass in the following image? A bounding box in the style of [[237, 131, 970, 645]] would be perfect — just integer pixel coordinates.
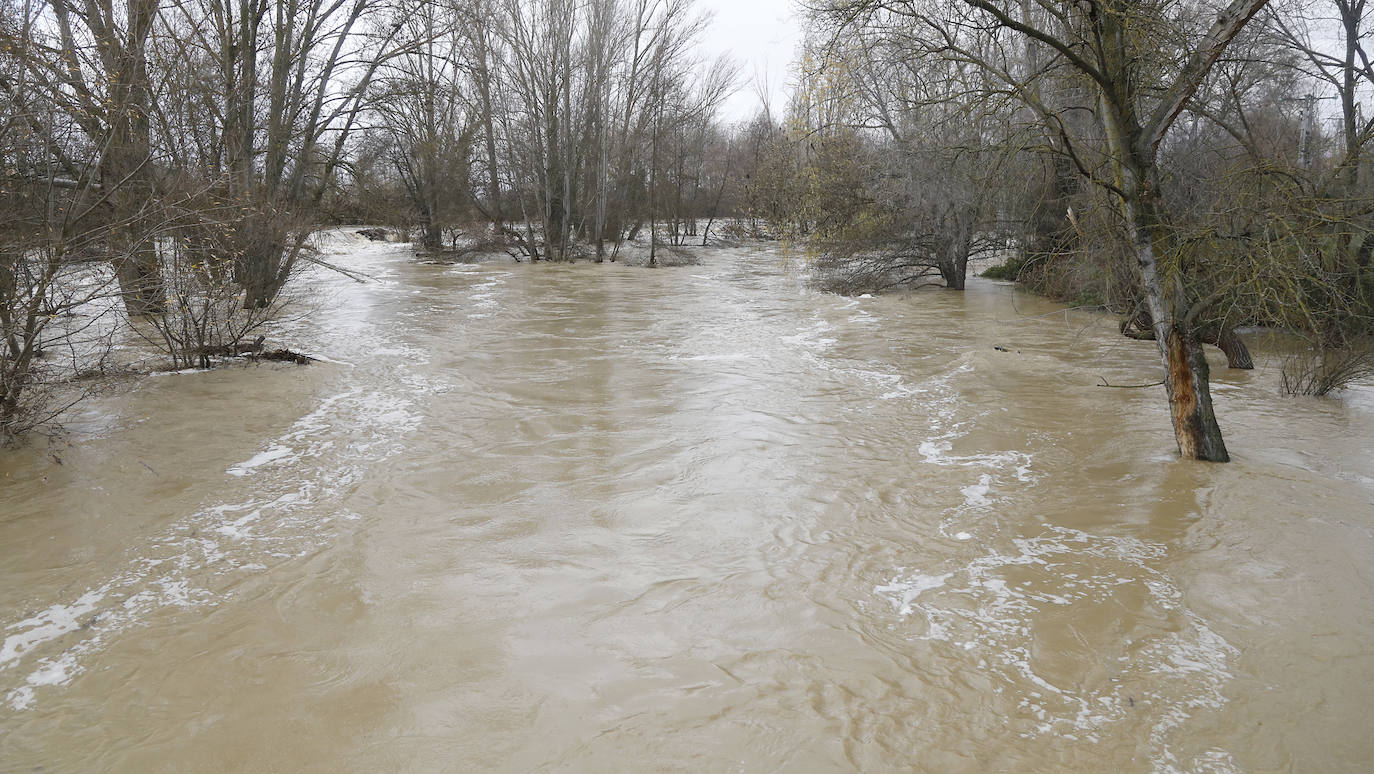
[[1281, 340, 1374, 396], [981, 256, 1027, 281]]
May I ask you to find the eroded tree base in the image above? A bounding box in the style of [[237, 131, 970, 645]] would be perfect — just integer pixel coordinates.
[[1165, 326, 1231, 462]]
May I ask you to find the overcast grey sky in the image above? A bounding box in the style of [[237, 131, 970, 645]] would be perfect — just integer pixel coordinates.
[[695, 0, 802, 122]]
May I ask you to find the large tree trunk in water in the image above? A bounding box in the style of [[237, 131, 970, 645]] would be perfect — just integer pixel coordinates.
[[103, 144, 163, 316], [422, 224, 442, 252], [239, 225, 305, 309], [1164, 324, 1229, 461], [106, 5, 163, 318], [934, 208, 974, 290], [937, 224, 971, 290], [938, 249, 966, 290], [112, 243, 162, 315], [419, 209, 442, 251], [1127, 195, 1230, 462], [51, 0, 164, 316]]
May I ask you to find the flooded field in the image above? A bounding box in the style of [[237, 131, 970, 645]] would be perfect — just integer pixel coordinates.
[[2, 233, 1372, 772]]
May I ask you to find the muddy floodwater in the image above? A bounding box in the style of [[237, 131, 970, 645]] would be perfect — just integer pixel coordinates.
[[2, 233, 1372, 773]]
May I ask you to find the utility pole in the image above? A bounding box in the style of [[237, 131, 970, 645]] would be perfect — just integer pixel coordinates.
[[1299, 93, 1316, 168], [649, 73, 660, 268]]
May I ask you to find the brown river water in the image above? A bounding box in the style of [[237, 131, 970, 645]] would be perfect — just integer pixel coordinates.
[[2, 232, 1372, 773]]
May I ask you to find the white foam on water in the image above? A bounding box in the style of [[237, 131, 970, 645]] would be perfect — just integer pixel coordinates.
[[667, 353, 753, 362], [919, 437, 1033, 480], [214, 508, 263, 539], [239, 390, 421, 471], [227, 445, 294, 476], [468, 274, 509, 313], [874, 571, 953, 617], [960, 474, 993, 507], [225, 389, 376, 477], [840, 366, 919, 401], [6, 651, 81, 710], [875, 526, 1237, 761], [3, 386, 425, 711], [779, 319, 838, 356], [0, 590, 104, 669]]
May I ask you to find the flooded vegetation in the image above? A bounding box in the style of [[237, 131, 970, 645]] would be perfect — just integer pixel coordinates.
[[6, 0, 1374, 768], [2, 236, 1372, 771]]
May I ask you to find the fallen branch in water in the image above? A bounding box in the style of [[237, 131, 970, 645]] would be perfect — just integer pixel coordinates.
[[356, 228, 392, 241], [196, 335, 266, 359], [296, 250, 373, 283], [997, 304, 1108, 324], [248, 349, 318, 365], [1097, 377, 1165, 389]]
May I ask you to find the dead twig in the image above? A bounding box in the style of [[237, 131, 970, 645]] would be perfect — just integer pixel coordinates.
[[1097, 377, 1165, 389]]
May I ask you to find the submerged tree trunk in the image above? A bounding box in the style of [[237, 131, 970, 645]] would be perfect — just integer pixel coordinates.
[[420, 219, 443, 252], [935, 209, 973, 290], [105, 129, 163, 316], [1092, 2, 1235, 463], [1123, 310, 1253, 370], [937, 245, 966, 290], [57, 0, 166, 316], [1164, 325, 1229, 461], [1124, 191, 1230, 462], [103, 138, 164, 316], [111, 241, 163, 316], [1212, 327, 1254, 370]]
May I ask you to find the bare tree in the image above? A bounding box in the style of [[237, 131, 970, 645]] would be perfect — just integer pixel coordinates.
[[1, 0, 166, 315], [815, 0, 1273, 461], [372, 0, 477, 251], [794, 31, 1017, 291], [158, 0, 400, 307], [1, 0, 131, 436]]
